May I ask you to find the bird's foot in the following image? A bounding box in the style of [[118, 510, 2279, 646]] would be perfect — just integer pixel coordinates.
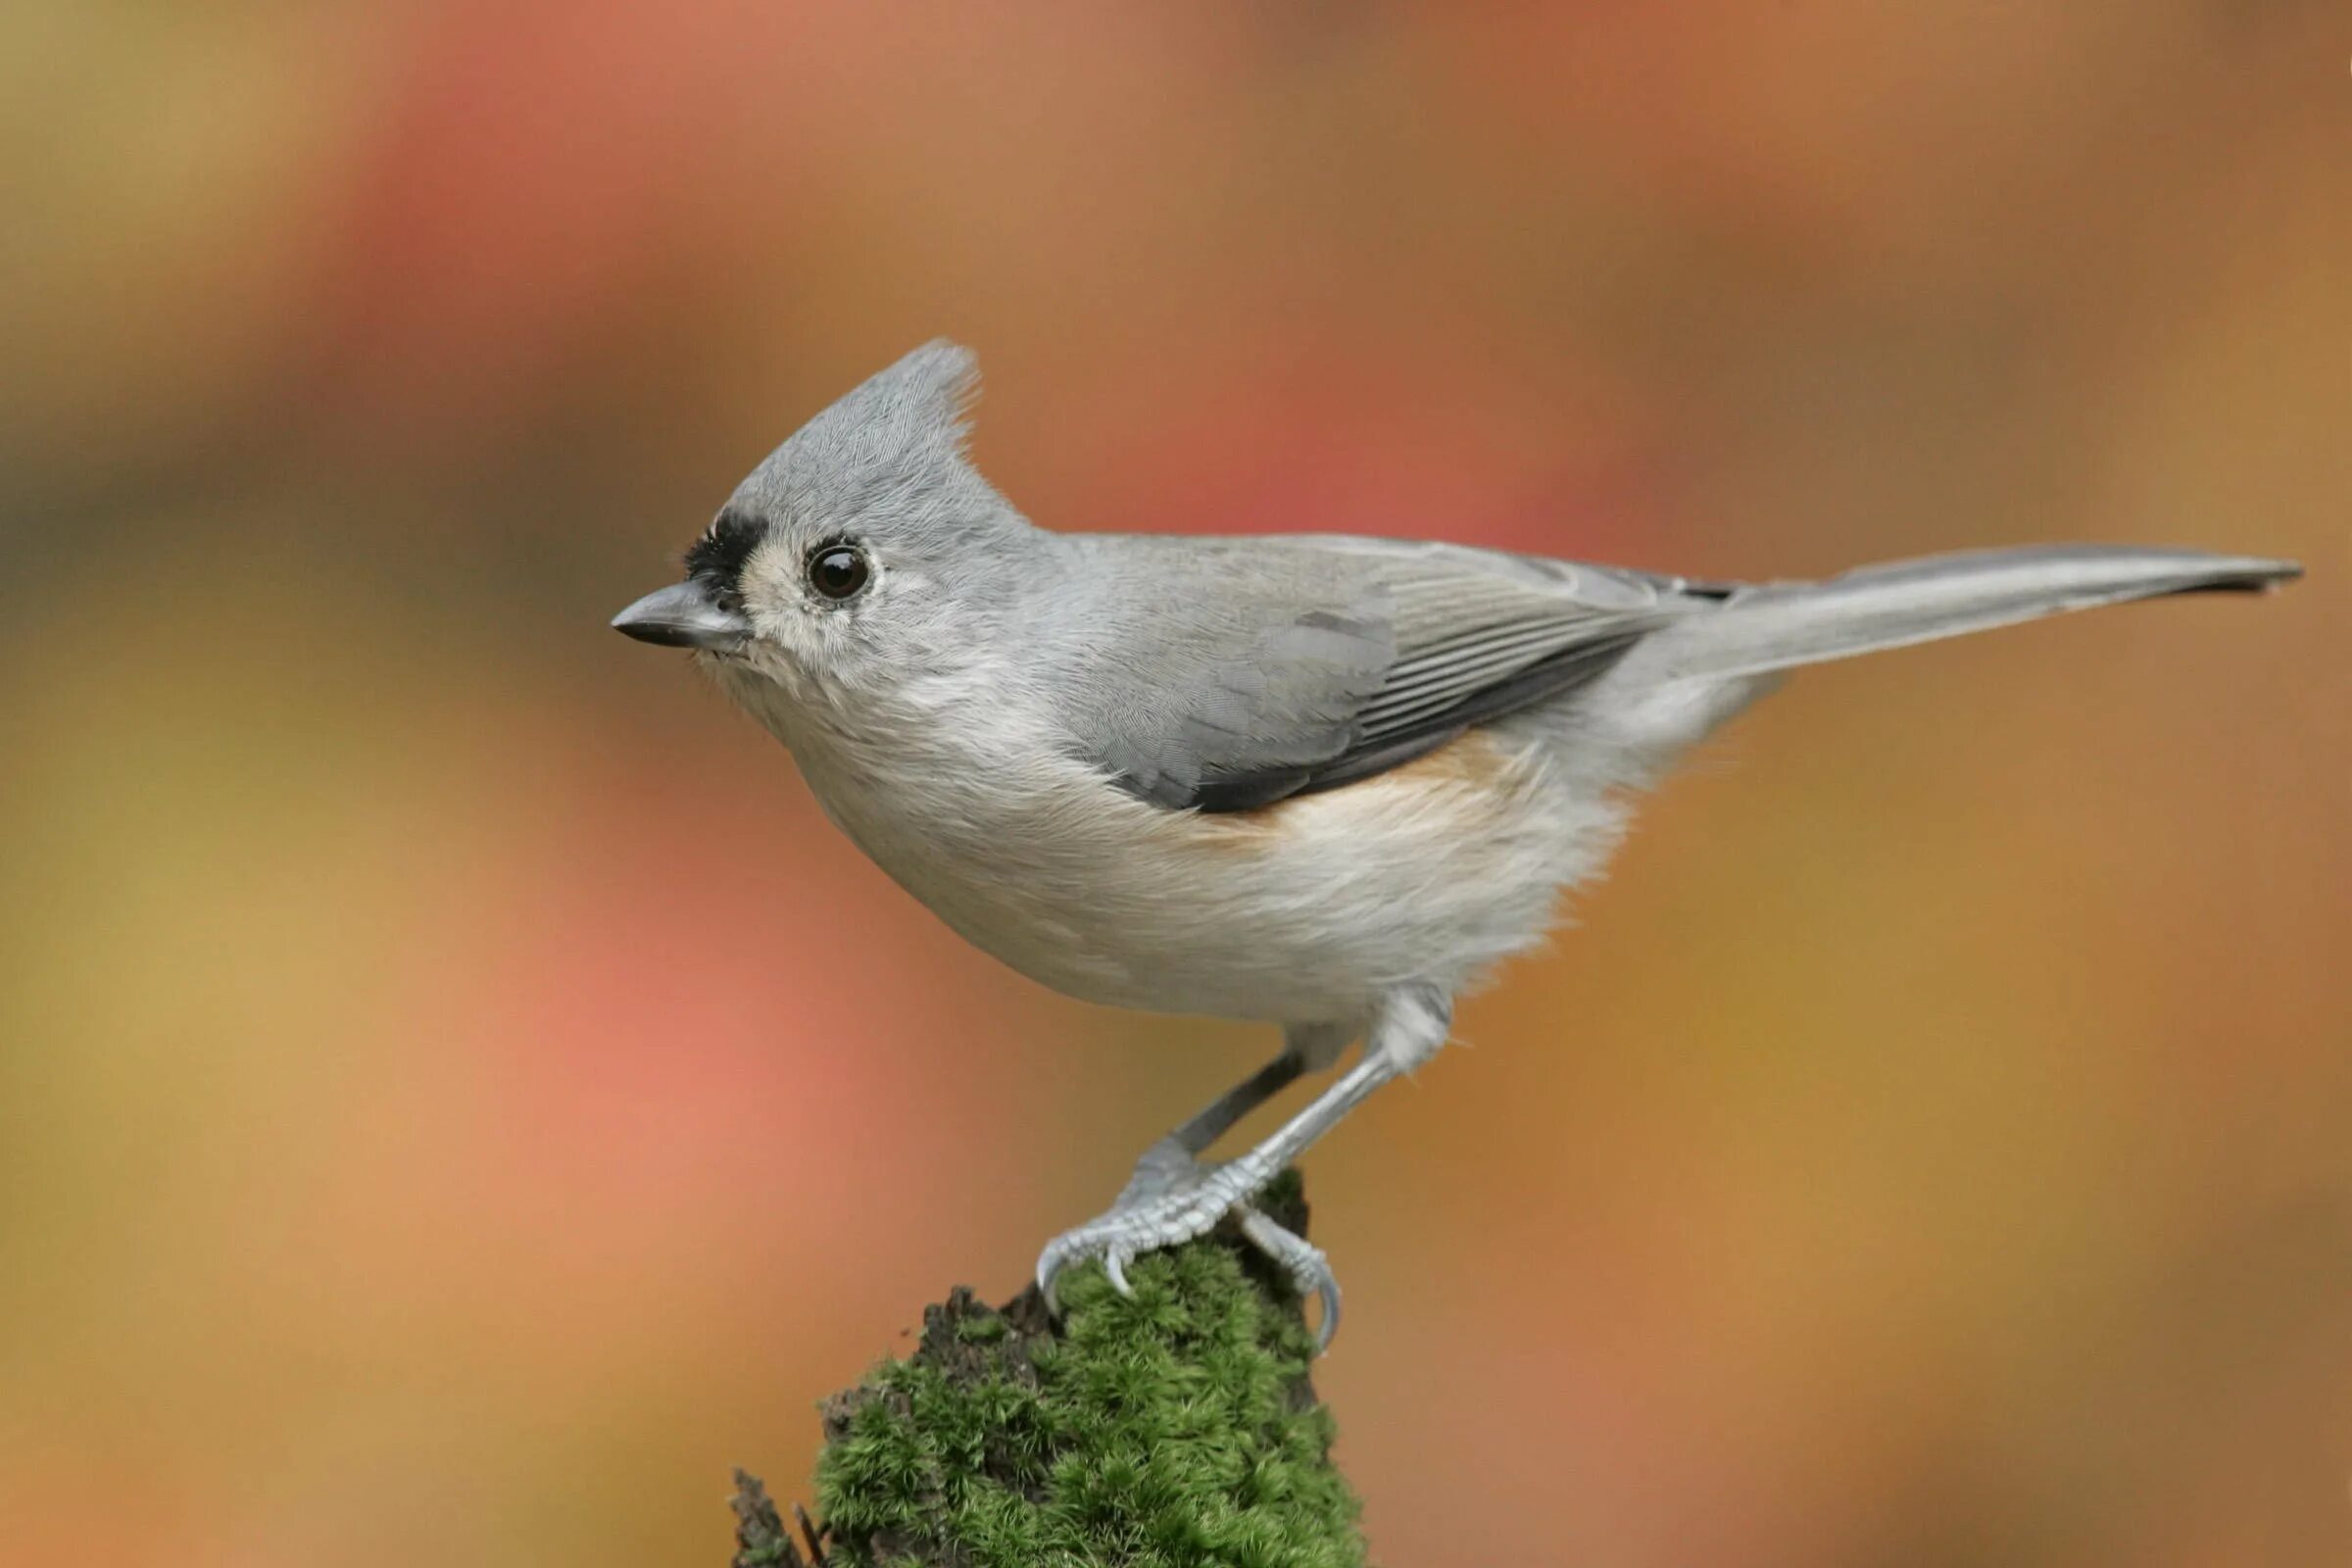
[[1235, 1206, 1341, 1350], [1035, 1137, 1341, 1350]]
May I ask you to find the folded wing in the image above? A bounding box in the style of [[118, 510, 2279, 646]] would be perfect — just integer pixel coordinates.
[[1060, 535, 1715, 811]]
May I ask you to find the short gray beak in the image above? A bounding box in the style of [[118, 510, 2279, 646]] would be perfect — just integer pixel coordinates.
[[611, 581, 752, 652]]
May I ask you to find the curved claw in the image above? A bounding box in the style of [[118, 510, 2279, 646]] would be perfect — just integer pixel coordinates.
[[1309, 1268, 1341, 1352], [1237, 1207, 1343, 1353], [1034, 1233, 1143, 1317], [1037, 1233, 1095, 1315]]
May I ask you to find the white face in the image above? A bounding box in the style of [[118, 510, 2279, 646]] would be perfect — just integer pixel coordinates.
[[713, 521, 896, 711], [689, 496, 1039, 737]]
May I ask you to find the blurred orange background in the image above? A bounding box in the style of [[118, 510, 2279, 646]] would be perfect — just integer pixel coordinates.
[[4, 5, 2346, 1564]]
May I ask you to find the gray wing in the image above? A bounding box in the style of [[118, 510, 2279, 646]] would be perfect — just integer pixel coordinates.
[[1057, 535, 1726, 812]]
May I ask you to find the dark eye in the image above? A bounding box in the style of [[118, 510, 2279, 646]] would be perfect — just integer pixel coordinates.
[[807, 544, 870, 601]]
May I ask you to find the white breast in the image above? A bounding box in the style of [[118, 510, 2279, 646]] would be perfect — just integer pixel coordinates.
[[720, 663, 1633, 1025]]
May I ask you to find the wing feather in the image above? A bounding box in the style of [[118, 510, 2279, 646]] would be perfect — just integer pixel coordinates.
[[1055, 534, 1718, 811]]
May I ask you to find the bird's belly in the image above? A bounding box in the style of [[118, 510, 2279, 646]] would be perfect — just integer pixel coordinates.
[[801, 728, 1630, 1024]]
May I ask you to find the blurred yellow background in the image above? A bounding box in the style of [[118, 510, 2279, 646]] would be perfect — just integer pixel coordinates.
[[4, 5, 2345, 1564]]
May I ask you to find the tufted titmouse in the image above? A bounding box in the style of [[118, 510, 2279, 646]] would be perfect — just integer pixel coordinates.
[[612, 342, 2297, 1348]]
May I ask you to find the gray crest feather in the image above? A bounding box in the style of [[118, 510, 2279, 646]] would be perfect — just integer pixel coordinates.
[[729, 340, 995, 527]]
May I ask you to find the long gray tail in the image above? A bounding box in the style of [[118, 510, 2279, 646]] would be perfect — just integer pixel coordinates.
[[1648, 544, 2299, 685]]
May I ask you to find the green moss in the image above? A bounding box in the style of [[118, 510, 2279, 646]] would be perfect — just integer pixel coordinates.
[[811, 1176, 1362, 1568]]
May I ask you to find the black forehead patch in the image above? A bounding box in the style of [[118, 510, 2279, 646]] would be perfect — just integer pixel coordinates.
[[683, 511, 767, 588]]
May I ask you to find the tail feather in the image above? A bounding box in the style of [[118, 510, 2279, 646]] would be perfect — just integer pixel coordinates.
[[1647, 545, 2299, 685]]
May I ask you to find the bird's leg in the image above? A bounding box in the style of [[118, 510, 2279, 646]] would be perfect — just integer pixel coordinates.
[[1115, 1046, 1310, 1203], [1036, 986, 1451, 1350], [1102, 1024, 1355, 1337]]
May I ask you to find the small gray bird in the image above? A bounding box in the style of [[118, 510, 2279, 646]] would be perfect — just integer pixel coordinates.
[[612, 341, 2297, 1348]]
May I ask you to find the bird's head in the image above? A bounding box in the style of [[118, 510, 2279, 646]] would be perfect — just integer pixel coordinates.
[[612, 342, 1052, 731]]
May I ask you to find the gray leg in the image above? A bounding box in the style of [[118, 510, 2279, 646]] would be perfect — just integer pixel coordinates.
[[1168, 1047, 1311, 1154], [1035, 986, 1451, 1351], [1106, 1026, 1351, 1335], [1106, 1046, 1307, 1216], [1175, 985, 1447, 1211]]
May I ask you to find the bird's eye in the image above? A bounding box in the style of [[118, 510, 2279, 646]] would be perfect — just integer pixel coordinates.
[[808, 544, 870, 601]]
